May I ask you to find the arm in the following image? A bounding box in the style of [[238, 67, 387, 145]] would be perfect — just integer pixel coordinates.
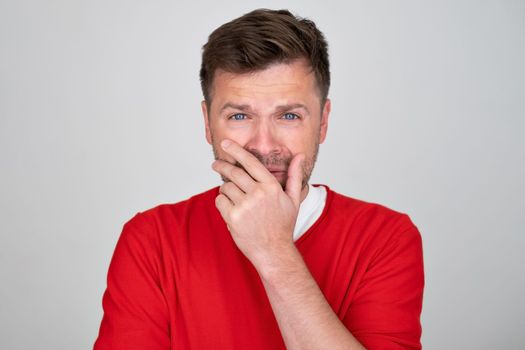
[[255, 244, 366, 350], [94, 214, 170, 350], [256, 224, 424, 350]]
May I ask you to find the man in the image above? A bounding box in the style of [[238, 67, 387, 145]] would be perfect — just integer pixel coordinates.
[[94, 9, 424, 350]]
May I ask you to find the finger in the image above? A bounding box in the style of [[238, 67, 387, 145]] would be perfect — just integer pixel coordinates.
[[215, 193, 233, 221], [219, 181, 245, 205], [212, 159, 256, 193], [285, 153, 305, 208], [220, 139, 275, 183]]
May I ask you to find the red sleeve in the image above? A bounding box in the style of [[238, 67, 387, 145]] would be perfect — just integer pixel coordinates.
[[344, 224, 425, 350], [94, 214, 170, 350]]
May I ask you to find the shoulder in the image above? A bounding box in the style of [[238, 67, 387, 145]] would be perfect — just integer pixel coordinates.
[[132, 185, 219, 222], [319, 184, 421, 249], [119, 185, 220, 241], [322, 184, 416, 230]]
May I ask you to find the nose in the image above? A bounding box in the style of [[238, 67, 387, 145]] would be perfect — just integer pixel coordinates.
[[244, 119, 282, 156]]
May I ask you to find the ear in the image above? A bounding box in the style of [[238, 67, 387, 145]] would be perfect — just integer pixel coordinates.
[[319, 98, 331, 144], [201, 100, 212, 145]]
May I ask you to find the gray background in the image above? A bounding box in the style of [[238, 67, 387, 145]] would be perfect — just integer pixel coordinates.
[[1, 0, 524, 349]]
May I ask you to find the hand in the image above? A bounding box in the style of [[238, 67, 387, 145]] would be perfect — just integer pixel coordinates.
[[211, 139, 306, 268]]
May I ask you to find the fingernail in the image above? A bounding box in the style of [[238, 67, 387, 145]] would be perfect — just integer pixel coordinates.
[[221, 139, 232, 149]]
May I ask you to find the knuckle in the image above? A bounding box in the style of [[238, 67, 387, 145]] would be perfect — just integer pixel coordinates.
[[244, 159, 257, 170], [220, 182, 232, 193], [253, 187, 265, 199], [231, 167, 244, 178], [269, 182, 281, 192], [230, 209, 241, 222], [263, 183, 279, 194]]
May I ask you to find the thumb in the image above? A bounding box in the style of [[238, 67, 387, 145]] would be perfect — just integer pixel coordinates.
[[285, 153, 305, 208]]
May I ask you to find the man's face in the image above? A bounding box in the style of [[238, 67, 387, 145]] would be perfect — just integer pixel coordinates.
[[201, 59, 330, 191]]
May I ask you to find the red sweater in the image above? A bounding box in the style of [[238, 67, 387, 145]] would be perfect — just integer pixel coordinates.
[[94, 184, 424, 349]]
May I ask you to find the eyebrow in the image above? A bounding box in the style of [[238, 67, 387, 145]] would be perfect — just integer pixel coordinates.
[[220, 103, 254, 114], [219, 103, 310, 115]]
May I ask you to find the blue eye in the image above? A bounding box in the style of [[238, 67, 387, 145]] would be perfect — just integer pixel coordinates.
[[282, 113, 299, 120], [230, 113, 247, 121]]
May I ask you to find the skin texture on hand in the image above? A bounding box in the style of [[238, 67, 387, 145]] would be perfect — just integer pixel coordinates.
[[211, 138, 306, 268]]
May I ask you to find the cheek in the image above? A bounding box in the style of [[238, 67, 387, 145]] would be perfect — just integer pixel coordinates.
[[214, 127, 256, 151], [211, 120, 251, 141], [277, 129, 317, 153]]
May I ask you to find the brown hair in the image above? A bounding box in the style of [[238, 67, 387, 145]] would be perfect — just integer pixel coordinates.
[[200, 9, 330, 108]]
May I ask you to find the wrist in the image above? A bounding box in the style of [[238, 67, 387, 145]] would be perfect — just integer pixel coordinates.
[[254, 243, 304, 281]]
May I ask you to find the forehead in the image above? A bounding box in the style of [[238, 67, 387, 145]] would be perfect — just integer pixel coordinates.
[[210, 60, 320, 110]]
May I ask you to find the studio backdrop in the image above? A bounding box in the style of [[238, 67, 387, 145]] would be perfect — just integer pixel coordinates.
[[0, 0, 523, 349]]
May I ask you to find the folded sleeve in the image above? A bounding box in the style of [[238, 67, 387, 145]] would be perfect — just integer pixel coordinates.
[[344, 224, 425, 350], [94, 213, 170, 350]]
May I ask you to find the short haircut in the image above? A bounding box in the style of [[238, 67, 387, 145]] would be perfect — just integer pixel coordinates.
[[200, 8, 330, 108]]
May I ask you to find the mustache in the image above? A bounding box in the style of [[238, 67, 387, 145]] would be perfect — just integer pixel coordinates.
[[234, 149, 292, 170]]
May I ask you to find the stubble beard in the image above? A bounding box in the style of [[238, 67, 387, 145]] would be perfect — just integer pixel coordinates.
[[211, 138, 320, 192]]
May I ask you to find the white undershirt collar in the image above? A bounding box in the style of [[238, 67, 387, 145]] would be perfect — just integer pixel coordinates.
[[293, 183, 327, 241]]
